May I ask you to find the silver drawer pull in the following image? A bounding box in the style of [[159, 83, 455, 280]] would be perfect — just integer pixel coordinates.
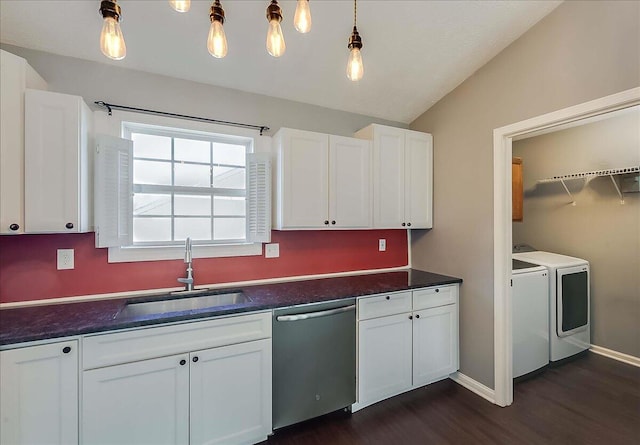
[[276, 304, 356, 322]]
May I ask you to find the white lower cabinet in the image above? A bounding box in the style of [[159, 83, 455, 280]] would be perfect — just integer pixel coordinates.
[[0, 340, 78, 445], [82, 353, 190, 445], [355, 285, 459, 411], [190, 339, 271, 445], [82, 312, 272, 445], [357, 313, 413, 406]]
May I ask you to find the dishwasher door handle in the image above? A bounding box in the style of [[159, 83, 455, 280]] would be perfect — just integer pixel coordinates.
[[276, 304, 356, 322]]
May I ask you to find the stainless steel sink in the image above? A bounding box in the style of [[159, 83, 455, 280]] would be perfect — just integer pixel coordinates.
[[116, 291, 249, 319]]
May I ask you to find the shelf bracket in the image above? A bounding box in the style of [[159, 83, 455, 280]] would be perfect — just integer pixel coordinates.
[[609, 175, 625, 204], [559, 179, 577, 206]]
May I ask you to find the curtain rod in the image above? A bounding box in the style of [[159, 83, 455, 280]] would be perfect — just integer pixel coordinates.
[[94, 101, 270, 136]]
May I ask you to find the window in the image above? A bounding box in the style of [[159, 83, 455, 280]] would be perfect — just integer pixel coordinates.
[[125, 125, 250, 245], [94, 117, 271, 263]]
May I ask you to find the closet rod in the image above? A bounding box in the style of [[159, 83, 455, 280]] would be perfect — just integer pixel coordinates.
[[94, 101, 270, 135]]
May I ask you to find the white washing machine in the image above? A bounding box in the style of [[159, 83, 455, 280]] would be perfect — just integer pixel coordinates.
[[512, 259, 549, 378], [513, 251, 590, 362]]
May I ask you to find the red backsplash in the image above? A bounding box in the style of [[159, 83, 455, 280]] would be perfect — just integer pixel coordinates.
[[0, 230, 408, 304]]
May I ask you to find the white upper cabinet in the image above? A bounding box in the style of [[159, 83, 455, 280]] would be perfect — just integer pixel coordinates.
[[0, 50, 47, 234], [24, 89, 93, 233], [273, 127, 371, 230], [355, 124, 433, 229]]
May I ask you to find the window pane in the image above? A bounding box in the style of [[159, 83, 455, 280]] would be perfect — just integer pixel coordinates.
[[214, 197, 245, 216], [213, 167, 245, 189], [175, 195, 211, 216], [134, 194, 171, 216], [175, 163, 211, 187], [133, 217, 171, 242], [134, 160, 172, 185], [213, 143, 245, 166], [131, 133, 171, 160], [175, 218, 211, 241], [214, 218, 245, 240], [175, 138, 210, 163]]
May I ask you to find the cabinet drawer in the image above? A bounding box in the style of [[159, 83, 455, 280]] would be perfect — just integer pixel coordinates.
[[83, 311, 271, 370], [413, 285, 458, 310], [358, 292, 412, 320]]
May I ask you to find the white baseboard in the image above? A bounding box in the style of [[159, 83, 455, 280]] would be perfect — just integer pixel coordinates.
[[449, 372, 496, 404], [590, 344, 640, 368]]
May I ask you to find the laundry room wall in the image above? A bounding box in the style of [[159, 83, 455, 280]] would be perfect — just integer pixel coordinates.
[[513, 107, 640, 358]]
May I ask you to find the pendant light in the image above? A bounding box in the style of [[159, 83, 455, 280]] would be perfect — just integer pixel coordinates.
[[99, 0, 126, 60], [169, 0, 191, 13], [266, 0, 286, 57], [294, 0, 312, 34], [346, 0, 364, 81], [207, 0, 228, 58]]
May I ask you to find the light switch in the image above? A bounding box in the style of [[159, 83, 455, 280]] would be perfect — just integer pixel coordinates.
[[265, 243, 280, 258], [57, 249, 74, 270], [379, 239, 386, 252]]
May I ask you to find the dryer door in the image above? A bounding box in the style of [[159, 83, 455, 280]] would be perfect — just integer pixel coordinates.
[[557, 265, 589, 337]]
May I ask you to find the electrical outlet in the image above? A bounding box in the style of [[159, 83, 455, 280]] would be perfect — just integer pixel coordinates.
[[57, 249, 74, 270], [265, 243, 280, 258], [378, 239, 386, 252]]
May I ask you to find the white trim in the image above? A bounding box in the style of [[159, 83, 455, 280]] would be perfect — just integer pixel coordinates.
[[108, 242, 262, 263], [449, 372, 496, 404], [0, 265, 411, 309], [492, 87, 640, 408], [590, 345, 640, 368]]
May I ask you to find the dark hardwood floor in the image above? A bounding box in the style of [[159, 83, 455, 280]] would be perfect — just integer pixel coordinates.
[[266, 353, 640, 444]]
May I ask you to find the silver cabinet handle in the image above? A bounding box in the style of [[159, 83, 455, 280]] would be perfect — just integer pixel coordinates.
[[276, 304, 356, 322]]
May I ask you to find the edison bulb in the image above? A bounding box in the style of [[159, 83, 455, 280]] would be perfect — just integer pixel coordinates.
[[347, 47, 363, 81], [100, 16, 126, 60], [266, 19, 286, 57], [294, 0, 312, 33], [207, 20, 228, 58], [169, 0, 191, 12]]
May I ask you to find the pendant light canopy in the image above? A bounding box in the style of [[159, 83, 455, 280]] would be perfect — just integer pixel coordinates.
[[169, 0, 191, 13], [347, 0, 364, 81], [207, 0, 228, 58], [266, 0, 286, 57], [294, 0, 312, 34], [99, 0, 126, 60]]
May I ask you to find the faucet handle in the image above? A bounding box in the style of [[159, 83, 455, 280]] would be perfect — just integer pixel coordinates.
[[178, 277, 194, 285]]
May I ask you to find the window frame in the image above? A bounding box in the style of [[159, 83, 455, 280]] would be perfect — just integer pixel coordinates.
[[93, 110, 267, 263]]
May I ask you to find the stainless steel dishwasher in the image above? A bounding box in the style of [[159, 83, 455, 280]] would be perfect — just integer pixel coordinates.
[[272, 299, 356, 430]]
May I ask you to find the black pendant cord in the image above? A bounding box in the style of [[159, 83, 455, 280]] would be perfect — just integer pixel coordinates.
[[94, 101, 270, 136]]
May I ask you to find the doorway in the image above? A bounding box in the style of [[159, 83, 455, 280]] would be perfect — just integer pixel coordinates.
[[492, 87, 640, 407]]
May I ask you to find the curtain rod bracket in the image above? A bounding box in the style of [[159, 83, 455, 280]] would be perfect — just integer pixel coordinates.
[[94, 101, 269, 135]]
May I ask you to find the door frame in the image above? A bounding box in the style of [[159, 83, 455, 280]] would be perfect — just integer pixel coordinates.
[[492, 87, 640, 407]]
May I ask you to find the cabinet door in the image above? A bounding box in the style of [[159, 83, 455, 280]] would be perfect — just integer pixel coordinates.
[[24, 90, 82, 233], [82, 354, 189, 445], [329, 135, 371, 228], [190, 339, 272, 445], [279, 128, 329, 228], [358, 313, 412, 407], [0, 341, 78, 445], [512, 157, 523, 221], [372, 126, 405, 228], [413, 304, 458, 387], [404, 131, 433, 229]]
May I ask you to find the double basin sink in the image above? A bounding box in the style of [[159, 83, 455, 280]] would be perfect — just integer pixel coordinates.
[[115, 289, 251, 320]]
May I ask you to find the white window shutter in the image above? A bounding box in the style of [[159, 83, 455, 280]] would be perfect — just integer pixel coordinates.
[[246, 152, 271, 243], [94, 135, 133, 248]]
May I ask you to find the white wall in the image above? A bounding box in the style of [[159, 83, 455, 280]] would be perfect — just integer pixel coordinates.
[[410, 0, 639, 388], [513, 107, 640, 357], [0, 44, 405, 137]]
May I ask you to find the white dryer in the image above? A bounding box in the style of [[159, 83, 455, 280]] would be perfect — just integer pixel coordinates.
[[513, 251, 590, 362], [512, 259, 549, 378]]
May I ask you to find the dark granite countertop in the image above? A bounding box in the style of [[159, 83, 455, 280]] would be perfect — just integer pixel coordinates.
[[0, 269, 461, 346]]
